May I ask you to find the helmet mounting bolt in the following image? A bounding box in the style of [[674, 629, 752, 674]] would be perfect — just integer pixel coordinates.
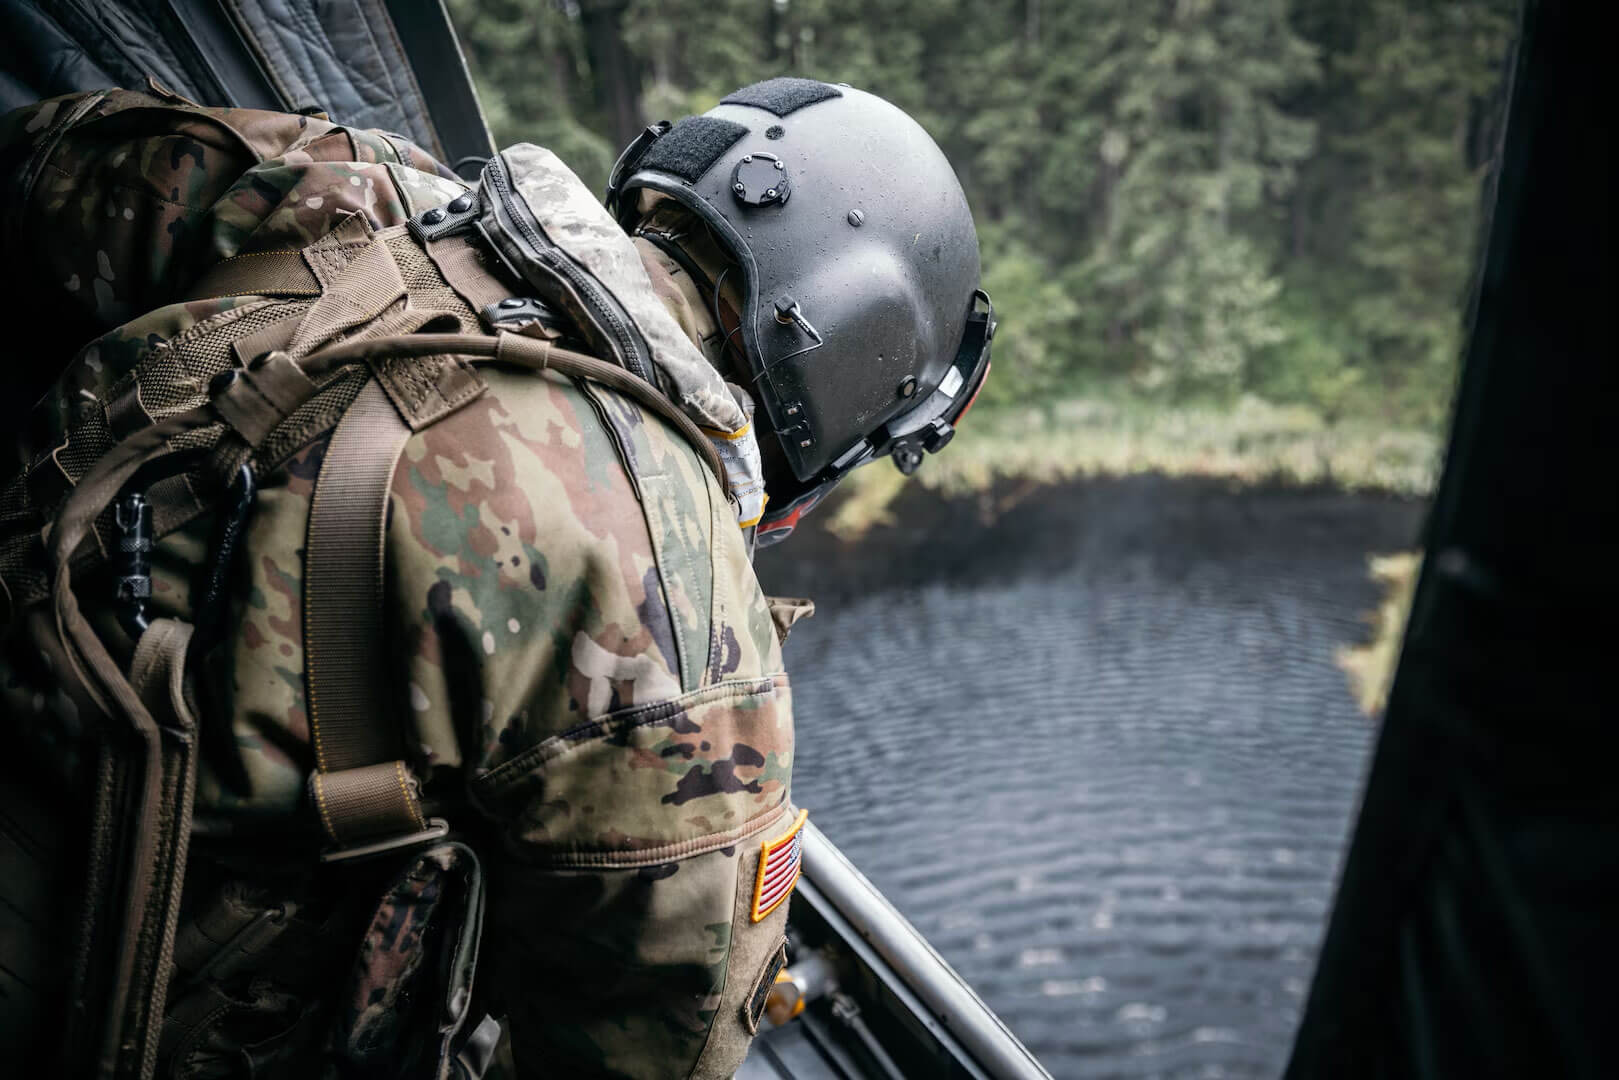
[[891, 440, 924, 476], [898, 375, 917, 398], [731, 153, 791, 207], [848, 208, 865, 227]]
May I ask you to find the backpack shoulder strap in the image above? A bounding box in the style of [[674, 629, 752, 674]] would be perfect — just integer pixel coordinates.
[[302, 376, 444, 857]]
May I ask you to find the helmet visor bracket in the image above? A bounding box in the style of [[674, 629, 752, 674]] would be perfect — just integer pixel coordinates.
[[868, 288, 994, 470], [754, 289, 991, 544], [772, 288, 994, 489]]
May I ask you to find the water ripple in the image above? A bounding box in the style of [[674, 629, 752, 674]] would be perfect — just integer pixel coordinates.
[[774, 487, 1419, 1078]]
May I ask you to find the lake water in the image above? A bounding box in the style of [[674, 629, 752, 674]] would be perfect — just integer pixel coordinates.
[[756, 476, 1426, 1079]]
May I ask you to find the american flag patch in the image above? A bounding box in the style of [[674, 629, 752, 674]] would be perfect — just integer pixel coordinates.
[[751, 808, 808, 922]]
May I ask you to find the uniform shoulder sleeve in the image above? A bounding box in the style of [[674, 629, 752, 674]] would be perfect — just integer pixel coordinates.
[[388, 365, 788, 799], [387, 363, 797, 1079]]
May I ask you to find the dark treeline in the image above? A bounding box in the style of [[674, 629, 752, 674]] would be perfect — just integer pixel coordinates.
[[449, 0, 1517, 429]]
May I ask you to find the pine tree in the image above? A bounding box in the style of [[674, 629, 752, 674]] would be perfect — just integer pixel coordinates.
[[1052, 0, 1319, 397], [1281, 0, 1517, 425], [444, 0, 1518, 429], [448, 0, 617, 190]]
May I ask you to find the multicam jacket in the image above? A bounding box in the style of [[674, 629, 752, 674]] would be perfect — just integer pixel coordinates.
[[0, 88, 798, 1079]]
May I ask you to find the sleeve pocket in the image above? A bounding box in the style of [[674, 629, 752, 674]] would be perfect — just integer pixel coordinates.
[[471, 674, 793, 866]]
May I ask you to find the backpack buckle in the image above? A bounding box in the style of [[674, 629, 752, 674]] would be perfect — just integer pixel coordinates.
[[320, 817, 451, 864], [309, 762, 445, 863]]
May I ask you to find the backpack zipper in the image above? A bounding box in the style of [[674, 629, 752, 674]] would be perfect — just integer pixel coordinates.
[[480, 155, 656, 386]]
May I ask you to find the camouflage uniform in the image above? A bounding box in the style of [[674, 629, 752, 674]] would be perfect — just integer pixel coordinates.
[[0, 89, 799, 1078]]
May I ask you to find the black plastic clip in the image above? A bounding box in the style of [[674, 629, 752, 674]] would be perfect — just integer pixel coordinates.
[[777, 399, 815, 452], [481, 296, 568, 340], [113, 490, 153, 640], [320, 818, 451, 864], [408, 190, 480, 245]]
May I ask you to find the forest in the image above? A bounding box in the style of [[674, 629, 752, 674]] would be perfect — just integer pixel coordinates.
[[448, 0, 1518, 482]]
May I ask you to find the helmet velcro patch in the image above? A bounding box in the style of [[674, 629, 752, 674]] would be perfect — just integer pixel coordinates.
[[638, 116, 748, 182], [721, 77, 843, 117]]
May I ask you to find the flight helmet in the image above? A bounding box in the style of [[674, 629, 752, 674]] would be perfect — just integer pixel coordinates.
[[607, 78, 994, 542]]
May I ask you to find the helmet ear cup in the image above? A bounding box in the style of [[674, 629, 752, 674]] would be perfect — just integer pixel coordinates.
[[751, 255, 925, 469]]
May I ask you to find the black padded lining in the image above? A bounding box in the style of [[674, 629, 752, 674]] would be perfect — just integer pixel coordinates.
[[721, 77, 842, 117], [637, 115, 749, 182]]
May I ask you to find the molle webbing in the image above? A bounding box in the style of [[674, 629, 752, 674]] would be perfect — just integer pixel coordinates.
[[17, 215, 729, 824], [10, 216, 736, 1077], [182, 250, 321, 301], [303, 378, 425, 848], [0, 229, 466, 625], [424, 233, 517, 314]]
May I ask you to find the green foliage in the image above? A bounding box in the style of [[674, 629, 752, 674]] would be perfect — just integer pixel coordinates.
[[447, 0, 1518, 439], [447, 0, 617, 190], [976, 226, 1077, 408]]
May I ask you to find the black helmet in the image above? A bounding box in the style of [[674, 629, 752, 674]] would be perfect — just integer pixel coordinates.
[[607, 77, 994, 541]]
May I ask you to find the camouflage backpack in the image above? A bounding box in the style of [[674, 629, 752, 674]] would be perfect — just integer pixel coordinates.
[[0, 93, 765, 1080]]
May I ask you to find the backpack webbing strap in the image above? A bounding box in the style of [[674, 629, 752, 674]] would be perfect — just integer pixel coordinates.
[[182, 250, 321, 301], [303, 377, 430, 851], [123, 617, 202, 1079], [424, 233, 516, 313]]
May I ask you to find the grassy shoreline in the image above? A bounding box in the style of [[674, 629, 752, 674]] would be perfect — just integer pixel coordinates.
[[810, 397, 1432, 720], [826, 395, 1442, 540]]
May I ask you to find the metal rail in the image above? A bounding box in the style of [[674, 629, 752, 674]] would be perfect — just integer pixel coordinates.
[[798, 822, 1052, 1080]]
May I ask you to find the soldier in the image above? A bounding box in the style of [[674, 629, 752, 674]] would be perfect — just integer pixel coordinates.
[[0, 77, 990, 1079]]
